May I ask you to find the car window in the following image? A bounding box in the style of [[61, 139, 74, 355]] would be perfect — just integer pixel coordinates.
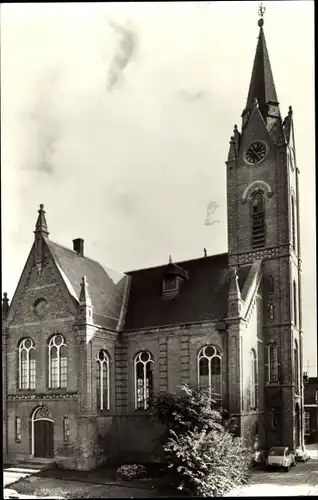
[[269, 448, 285, 456]]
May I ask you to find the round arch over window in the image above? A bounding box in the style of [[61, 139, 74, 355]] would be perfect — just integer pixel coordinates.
[[96, 349, 110, 411], [134, 351, 154, 410], [19, 338, 36, 390], [48, 334, 67, 389], [197, 345, 222, 400]]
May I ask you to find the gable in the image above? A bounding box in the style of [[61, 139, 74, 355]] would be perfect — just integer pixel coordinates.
[[7, 241, 77, 326]]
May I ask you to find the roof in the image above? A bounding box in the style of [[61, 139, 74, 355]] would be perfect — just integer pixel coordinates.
[[304, 377, 318, 405], [245, 25, 279, 121], [45, 238, 128, 330], [123, 253, 251, 330]]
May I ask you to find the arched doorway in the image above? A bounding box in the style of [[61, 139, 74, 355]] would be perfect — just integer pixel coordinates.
[[32, 406, 54, 459], [295, 403, 300, 449]]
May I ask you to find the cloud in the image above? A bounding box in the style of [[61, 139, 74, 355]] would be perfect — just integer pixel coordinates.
[[106, 19, 137, 91], [178, 89, 209, 103]]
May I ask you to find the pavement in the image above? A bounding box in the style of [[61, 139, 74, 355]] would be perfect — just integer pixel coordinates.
[[226, 443, 318, 497], [3, 444, 318, 498], [4, 467, 41, 488]]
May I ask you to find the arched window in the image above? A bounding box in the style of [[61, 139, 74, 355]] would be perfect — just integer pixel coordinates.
[[48, 334, 67, 389], [250, 349, 257, 410], [134, 351, 154, 410], [294, 340, 299, 394], [19, 338, 36, 390], [251, 192, 265, 249], [198, 345, 222, 400], [267, 343, 279, 382], [96, 350, 110, 411], [293, 280, 297, 326], [291, 195, 296, 251]]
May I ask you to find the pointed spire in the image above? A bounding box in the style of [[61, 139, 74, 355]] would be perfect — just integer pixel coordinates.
[[34, 204, 49, 238], [169, 254, 172, 264], [243, 4, 279, 124], [2, 292, 9, 320], [79, 276, 92, 307], [229, 267, 241, 300]]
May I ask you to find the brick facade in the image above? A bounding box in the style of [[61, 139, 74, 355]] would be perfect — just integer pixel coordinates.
[[2, 18, 304, 470]]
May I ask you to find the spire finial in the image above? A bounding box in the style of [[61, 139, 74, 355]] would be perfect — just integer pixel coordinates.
[[35, 203, 49, 237], [169, 254, 172, 264], [258, 3, 266, 27], [2, 292, 10, 319]]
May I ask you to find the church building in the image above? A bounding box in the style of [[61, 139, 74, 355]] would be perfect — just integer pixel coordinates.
[[2, 12, 304, 470]]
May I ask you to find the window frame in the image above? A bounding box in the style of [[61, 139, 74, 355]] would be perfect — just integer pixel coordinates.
[[293, 280, 298, 327], [18, 338, 36, 391], [134, 351, 154, 411], [15, 416, 21, 442], [197, 345, 222, 402], [291, 195, 296, 251], [304, 411, 310, 436], [294, 339, 299, 394], [251, 192, 266, 249], [267, 343, 279, 383], [63, 416, 70, 444], [48, 334, 68, 389], [250, 348, 258, 410], [96, 349, 110, 411]]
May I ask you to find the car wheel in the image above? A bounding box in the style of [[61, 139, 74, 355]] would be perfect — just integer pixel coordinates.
[[284, 466, 290, 472]]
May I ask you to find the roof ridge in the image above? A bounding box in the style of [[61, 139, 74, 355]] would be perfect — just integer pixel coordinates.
[[125, 252, 228, 274]]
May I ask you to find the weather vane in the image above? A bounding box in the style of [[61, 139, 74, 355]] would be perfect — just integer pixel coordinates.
[[258, 3, 266, 19]]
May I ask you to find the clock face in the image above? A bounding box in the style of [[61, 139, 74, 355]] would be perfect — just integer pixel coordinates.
[[245, 141, 267, 165], [35, 299, 48, 317]]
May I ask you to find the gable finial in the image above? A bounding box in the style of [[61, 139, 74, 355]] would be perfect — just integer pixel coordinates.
[[34, 203, 49, 238], [258, 3, 266, 27]]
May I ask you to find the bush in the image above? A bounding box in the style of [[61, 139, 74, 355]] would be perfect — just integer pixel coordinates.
[[116, 464, 147, 481], [152, 384, 253, 497]]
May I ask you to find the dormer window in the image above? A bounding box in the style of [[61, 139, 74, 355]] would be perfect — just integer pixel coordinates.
[[162, 277, 178, 292], [161, 258, 189, 299]]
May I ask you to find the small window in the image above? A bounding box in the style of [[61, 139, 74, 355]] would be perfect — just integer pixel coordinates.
[[162, 277, 178, 292], [267, 343, 279, 383], [291, 195, 296, 251], [268, 303, 275, 320], [293, 280, 297, 327], [250, 349, 258, 410], [272, 409, 280, 429], [63, 417, 70, 443], [15, 417, 21, 442], [294, 340, 299, 393], [304, 412, 310, 435]]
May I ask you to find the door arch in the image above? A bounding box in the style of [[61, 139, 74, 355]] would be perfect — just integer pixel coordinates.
[[31, 406, 54, 459]]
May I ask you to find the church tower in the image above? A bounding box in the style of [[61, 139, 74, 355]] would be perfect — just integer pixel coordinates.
[[226, 5, 303, 450]]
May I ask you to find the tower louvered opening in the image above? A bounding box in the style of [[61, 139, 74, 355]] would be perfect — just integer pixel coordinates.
[[251, 193, 265, 249]]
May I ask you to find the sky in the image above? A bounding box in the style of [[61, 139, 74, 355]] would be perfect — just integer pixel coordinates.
[[1, 1, 316, 375]]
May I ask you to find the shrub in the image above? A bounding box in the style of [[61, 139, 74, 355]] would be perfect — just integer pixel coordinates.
[[116, 464, 147, 481], [152, 384, 253, 496], [165, 427, 253, 497]]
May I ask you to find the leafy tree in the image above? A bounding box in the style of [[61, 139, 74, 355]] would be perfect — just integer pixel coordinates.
[[152, 384, 253, 497]]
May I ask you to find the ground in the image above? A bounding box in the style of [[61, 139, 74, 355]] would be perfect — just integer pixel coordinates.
[[4, 444, 318, 498]]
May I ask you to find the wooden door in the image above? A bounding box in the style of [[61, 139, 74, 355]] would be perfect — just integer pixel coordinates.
[[34, 420, 54, 458]]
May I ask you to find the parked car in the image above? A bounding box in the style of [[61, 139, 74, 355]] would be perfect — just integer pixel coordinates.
[[266, 446, 294, 471]]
